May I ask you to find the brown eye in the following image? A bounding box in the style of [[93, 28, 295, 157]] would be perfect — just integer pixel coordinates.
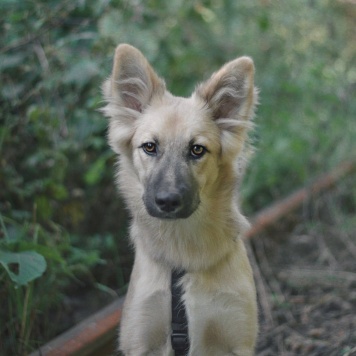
[[142, 142, 157, 155], [190, 145, 206, 158]]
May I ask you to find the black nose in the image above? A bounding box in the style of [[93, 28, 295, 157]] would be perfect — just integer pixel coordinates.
[[155, 191, 182, 213]]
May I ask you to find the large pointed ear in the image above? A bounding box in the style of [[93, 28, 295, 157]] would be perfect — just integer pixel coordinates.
[[194, 57, 257, 153], [101, 44, 165, 153]]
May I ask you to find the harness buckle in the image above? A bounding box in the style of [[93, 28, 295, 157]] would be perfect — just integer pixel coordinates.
[[171, 331, 189, 354]]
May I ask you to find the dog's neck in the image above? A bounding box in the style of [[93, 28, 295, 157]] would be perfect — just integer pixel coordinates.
[[132, 195, 249, 272]]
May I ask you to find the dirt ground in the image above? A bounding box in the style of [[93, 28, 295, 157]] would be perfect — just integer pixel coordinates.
[[249, 180, 356, 356]]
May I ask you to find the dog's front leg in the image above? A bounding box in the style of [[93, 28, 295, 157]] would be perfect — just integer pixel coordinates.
[[119, 247, 173, 355], [184, 241, 257, 356]]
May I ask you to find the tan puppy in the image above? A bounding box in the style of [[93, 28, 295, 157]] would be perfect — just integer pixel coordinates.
[[102, 44, 258, 356]]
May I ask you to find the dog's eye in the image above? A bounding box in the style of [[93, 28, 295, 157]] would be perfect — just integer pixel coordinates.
[[142, 142, 157, 155], [190, 145, 206, 158]]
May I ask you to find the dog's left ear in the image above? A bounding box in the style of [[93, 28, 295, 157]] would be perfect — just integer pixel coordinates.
[[194, 57, 257, 152]]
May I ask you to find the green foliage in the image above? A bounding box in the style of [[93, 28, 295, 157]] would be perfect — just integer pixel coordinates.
[[0, 250, 46, 286], [1, 0, 355, 354]]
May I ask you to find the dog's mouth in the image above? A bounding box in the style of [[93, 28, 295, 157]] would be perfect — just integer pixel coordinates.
[[151, 211, 194, 220]]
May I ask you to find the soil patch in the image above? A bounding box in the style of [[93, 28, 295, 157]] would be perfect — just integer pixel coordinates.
[[250, 182, 356, 355]]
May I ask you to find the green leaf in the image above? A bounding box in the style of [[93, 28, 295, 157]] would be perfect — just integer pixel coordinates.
[[0, 250, 47, 286]]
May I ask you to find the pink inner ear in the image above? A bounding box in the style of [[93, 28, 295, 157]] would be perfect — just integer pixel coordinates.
[[119, 79, 146, 113], [122, 92, 142, 112], [213, 93, 243, 120]]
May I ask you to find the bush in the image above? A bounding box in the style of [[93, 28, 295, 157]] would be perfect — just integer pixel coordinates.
[[1, 0, 355, 353]]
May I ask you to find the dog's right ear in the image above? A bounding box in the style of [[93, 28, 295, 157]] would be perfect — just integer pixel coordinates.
[[194, 57, 257, 156], [102, 44, 165, 153]]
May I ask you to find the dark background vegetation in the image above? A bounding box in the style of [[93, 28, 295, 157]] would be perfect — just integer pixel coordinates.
[[1, 0, 355, 354]]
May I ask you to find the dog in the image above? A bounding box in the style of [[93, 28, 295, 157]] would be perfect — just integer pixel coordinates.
[[102, 44, 258, 355]]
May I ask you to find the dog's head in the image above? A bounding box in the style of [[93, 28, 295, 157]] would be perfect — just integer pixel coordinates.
[[102, 44, 257, 220]]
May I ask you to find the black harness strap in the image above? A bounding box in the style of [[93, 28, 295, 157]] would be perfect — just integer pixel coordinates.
[[171, 269, 189, 356]]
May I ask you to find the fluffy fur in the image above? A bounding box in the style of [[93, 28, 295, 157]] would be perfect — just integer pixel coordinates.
[[102, 44, 258, 355]]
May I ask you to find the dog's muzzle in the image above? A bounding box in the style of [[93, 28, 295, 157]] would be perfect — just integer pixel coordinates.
[[143, 157, 200, 219], [144, 186, 199, 219]]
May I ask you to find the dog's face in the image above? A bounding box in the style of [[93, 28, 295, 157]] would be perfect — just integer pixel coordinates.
[[131, 97, 221, 219], [102, 44, 256, 220]]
